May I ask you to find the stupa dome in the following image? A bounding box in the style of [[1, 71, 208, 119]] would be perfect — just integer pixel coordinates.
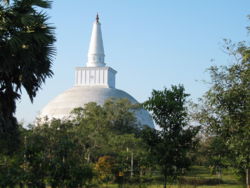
[[39, 86, 154, 128], [39, 15, 154, 128]]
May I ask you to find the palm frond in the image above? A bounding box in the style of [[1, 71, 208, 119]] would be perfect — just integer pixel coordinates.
[[0, 0, 10, 5], [32, 0, 52, 8]]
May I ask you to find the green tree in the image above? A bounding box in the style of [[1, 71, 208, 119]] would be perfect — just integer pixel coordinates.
[[196, 40, 250, 187], [29, 120, 93, 188], [0, 152, 24, 188], [143, 85, 199, 188], [70, 99, 151, 183], [103, 98, 138, 134], [108, 134, 149, 178], [71, 102, 109, 163], [24, 127, 47, 188], [71, 99, 140, 163], [0, 124, 28, 188], [0, 0, 56, 145], [194, 135, 229, 177]]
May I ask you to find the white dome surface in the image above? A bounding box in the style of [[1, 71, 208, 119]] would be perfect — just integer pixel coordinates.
[[39, 86, 154, 128]]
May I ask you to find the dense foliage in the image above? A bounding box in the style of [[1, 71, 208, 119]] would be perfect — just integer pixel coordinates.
[[143, 85, 200, 188], [195, 40, 250, 187], [0, 0, 56, 151], [0, 99, 156, 187]]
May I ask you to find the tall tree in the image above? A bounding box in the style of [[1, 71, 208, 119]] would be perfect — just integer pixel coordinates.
[[143, 85, 199, 188], [70, 99, 139, 162], [24, 120, 93, 188], [0, 0, 56, 145], [196, 40, 250, 187]]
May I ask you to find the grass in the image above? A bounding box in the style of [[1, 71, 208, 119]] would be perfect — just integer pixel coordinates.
[[97, 166, 243, 188], [98, 185, 244, 188], [184, 166, 240, 185], [97, 183, 244, 187], [18, 166, 243, 188]]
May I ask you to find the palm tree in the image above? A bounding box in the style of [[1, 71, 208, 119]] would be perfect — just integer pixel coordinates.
[[0, 0, 56, 152]]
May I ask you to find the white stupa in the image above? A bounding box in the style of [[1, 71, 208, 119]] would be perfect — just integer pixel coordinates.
[[39, 15, 154, 128]]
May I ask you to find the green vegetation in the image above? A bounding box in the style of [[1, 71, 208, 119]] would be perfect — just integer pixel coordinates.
[[0, 94, 200, 188], [143, 85, 200, 188], [0, 0, 249, 188], [0, 99, 154, 187], [0, 94, 247, 188], [194, 40, 250, 187], [98, 185, 242, 188], [96, 166, 242, 188], [0, 0, 56, 154]]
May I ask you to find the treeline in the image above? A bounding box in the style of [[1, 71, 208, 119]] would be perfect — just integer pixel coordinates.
[[0, 86, 200, 188], [194, 40, 250, 184], [0, 100, 141, 187], [0, 63, 248, 188]]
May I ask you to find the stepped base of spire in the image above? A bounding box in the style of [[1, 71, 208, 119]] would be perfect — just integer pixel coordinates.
[[75, 66, 116, 88]]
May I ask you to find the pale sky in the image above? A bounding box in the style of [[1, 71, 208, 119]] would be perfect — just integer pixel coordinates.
[[16, 0, 250, 125]]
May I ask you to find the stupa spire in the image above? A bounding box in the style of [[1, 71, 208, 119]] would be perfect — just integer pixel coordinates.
[[96, 13, 99, 23], [86, 14, 105, 67]]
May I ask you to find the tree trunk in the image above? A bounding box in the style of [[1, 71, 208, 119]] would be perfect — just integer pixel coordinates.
[[246, 168, 250, 188], [130, 152, 134, 177], [217, 167, 222, 184], [163, 173, 167, 188], [19, 183, 24, 188], [87, 152, 90, 163]]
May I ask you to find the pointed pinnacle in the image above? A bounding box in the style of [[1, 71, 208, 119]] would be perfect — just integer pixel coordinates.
[[96, 13, 99, 23]]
